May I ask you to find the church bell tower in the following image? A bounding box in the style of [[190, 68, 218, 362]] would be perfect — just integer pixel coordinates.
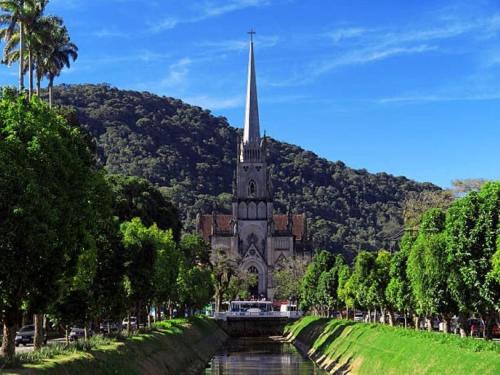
[[231, 32, 273, 297]]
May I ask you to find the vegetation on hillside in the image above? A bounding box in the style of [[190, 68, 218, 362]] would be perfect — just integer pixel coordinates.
[[52, 83, 439, 259]]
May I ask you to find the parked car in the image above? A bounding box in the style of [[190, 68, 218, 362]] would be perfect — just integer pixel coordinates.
[[353, 312, 364, 322], [122, 317, 137, 330], [15, 324, 47, 347], [99, 320, 121, 334], [69, 327, 93, 341]]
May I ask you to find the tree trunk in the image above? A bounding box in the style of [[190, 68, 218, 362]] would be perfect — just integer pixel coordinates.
[[346, 306, 349, 320], [65, 326, 69, 345], [19, 21, 24, 92], [48, 78, 54, 108], [215, 293, 221, 314], [33, 313, 44, 350], [127, 312, 131, 335], [380, 308, 386, 324], [442, 317, 449, 334], [388, 310, 394, 326], [414, 315, 420, 331], [36, 72, 41, 96], [404, 312, 408, 328], [426, 317, 432, 332], [458, 313, 468, 337], [28, 46, 33, 99], [1, 320, 17, 363], [84, 322, 89, 342], [484, 314, 495, 341]]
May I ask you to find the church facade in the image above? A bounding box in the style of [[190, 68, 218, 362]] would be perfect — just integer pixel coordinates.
[[197, 36, 310, 300]]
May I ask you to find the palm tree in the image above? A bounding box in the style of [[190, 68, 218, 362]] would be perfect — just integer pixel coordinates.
[[33, 15, 62, 95], [24, 0, 47, 97], [0, 0, 35, 92], [1, 0, 47, 97], [39, 21, 78, 107]]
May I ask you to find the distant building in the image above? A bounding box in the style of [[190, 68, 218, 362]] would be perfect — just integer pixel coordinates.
[[197, 35, 310, 300]]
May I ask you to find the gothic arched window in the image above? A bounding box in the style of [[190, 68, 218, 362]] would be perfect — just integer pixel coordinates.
[[248, 180, 256, 197], [248, 266, 259, 274]]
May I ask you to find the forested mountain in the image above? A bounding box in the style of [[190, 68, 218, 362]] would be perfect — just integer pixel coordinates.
[[53, 84, 439, 260]]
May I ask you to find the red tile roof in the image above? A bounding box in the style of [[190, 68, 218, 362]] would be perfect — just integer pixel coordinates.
[[198, 214, 233, 241], [198, 213, 306, 241], [273, 214, 306, 240]]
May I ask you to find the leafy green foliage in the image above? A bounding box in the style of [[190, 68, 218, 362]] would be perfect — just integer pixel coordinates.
[[52, 84, 439, 260], [106, 174, 181, 241], [299, 250, 335, 311], [446, 182, 500, 314], [385, 234, 413, 315], [273, 256, 308, 302], [0, 92, 107, 359], [407, 209, 450, 317]]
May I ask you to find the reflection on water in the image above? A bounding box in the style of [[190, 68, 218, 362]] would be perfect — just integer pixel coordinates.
[[204, 337, 326, 375]]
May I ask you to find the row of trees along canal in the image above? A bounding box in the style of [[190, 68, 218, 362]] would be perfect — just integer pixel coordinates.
[[0, 2, 257, 366], [296, 182, 499, 340], [0, 91, 235, 365]]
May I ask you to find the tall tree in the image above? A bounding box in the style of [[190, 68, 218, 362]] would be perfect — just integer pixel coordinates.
[[106, 174, 182, 241], [272, 256, 308, 304], [210, 249, 239, 313], [299, 250, 335, 312], [337, 263, 354, 319], [407, 209, 450, 332], [371, 250, 392, 324], [38, 20, 77, 106], [316, 255, 345, 317], [385, 233, 414, 327], [120, 218, 162, 328], [446, 182, 500, 339], [0, 92, 104, 362], [0, 0, 33, 91], [348, 251, 377, 321]]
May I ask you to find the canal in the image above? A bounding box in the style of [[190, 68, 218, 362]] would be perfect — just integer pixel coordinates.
[[204, 337, 326, 374]]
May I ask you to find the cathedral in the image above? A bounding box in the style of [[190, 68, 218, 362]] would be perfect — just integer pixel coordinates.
[[197, 35, 310, 300]]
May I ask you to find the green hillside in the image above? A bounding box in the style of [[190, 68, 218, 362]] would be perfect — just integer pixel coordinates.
[[53, 84, 439, 260]]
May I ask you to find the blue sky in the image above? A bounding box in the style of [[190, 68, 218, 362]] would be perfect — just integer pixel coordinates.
[[1, 0, 499, 187]]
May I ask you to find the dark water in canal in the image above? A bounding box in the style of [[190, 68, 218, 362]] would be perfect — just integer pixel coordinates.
[[204, 337, 326, 374]]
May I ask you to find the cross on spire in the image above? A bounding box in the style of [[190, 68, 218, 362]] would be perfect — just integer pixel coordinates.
[[248, 29, 256, 42], [243, 29, 260, 144]]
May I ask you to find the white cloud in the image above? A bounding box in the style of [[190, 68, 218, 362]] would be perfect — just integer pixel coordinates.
[[90, 28, 129, 38], [161, 58, 192, 88], [327, 27, 366, 43], [377, 92, 500, 104], [199, 35, 279, 53], [150, 0, 271, 33], [183, 94, 244, 110]]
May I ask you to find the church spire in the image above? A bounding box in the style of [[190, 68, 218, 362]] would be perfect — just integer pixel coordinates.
[[243, 30, 260, 144]]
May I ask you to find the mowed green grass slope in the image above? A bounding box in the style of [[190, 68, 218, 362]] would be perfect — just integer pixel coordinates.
[[3, 317, 227, 375], [285, 316, 500, 375]]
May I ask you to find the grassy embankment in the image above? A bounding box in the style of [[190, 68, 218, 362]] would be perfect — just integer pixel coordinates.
[[285, 316, 500, 375], [1, 316, 227, 375]]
